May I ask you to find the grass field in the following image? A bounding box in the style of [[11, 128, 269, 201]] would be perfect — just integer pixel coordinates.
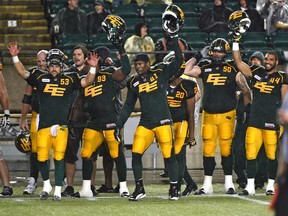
[[0, 184, 274, 216]]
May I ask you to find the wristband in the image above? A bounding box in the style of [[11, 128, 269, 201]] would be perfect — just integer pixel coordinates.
[[4, 110, 10, 115], [12, 55, 20, 63], [89, 67, 96, 75], [232, 42, 240, 51]]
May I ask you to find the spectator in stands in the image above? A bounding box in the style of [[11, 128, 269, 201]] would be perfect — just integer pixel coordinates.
[[199, 0, 233, 34], [124, 22, 155, 66], [238, 0, 265, 32], [154, 31, 193, 64], [87, 0, 111, 36], [0, 61, 13, 197], [260, 0, 288, 35], [50, 0, 87, 35], [256, 0, 267, 11]]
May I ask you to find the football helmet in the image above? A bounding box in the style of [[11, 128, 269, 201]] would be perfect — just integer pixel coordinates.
[[46, 49, 66, 67], [102, 15, 126, 45], [162, 4, 185, 34], [15, 130, 32, 153], [209, 38, 230, 62], [228, 10, 251, 36]]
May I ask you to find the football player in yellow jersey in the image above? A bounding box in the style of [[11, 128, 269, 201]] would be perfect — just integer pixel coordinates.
[[8, 41, 99, 200], [184, 38, 251, 195], [20, 50, 48, 195], [232, 45, 288, 196]]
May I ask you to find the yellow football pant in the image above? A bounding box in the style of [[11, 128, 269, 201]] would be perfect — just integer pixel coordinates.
[[246, 126, 278, 160], [132, 125, 173, 158], [81, 128, 120, 159], [201, 110, 236, 157], [37, 125, 68, 162], [173, 121, 188, 155]]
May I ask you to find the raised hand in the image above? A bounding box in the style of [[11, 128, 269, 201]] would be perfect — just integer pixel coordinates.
[[7, 41, 21, 56]]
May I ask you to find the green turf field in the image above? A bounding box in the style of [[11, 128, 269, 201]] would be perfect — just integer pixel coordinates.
[[0, 184, 274, 216]]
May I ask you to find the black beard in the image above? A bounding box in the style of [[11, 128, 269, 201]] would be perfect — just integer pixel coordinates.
[[265, 65, 276, 72]]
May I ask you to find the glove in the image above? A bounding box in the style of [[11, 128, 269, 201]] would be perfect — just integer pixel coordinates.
[[0, 114, 11, 129], [229, 30, 242, 42], [243, 103, 251, 124], [114, 127, 121, 142], [163, 16, 179, 38], [187, 137, 197, 148]]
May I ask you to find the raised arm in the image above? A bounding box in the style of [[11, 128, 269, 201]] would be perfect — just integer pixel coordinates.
[[112, 47, 131, 82], [232, 42, 252, 78], [7, 41, 30, 79], [80, 52, 100, 88]]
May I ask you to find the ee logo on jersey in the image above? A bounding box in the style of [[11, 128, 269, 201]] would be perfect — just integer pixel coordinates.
[[206, 74, 227, 85]]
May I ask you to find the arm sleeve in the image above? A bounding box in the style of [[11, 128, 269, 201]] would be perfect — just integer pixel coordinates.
[[120, 54, 131, 76], [165, 37, 184, 79]]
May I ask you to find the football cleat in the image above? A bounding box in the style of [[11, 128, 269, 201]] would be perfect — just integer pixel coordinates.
[[182, 182, 198, 196], [61, 186, 74, 197], [102, 15, 126, 45], [162, 4, 185, 34], [0, 186, 13, 197], [226, 188, 237, 195], [96, 184, 114, 193], [23, 177, 37, 195], [266, 190, 274, 196], [52, 195, 61, 201], [40, 191, 49, 200], [194, 186, 213, 195], [238, 189, 255, 196], [90, 185, 98, 196], [169, 186, 179, 201], [72, 190, 93, 198], [15, 130, 32, 153], [129, 186, 146, 201]]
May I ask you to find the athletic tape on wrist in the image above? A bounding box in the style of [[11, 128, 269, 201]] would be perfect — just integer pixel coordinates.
[[232, 42, 239, 51], [89, 67, 96, 74], [12, 56, 20, 63]]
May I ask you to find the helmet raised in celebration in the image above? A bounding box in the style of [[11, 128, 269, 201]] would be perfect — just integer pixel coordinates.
[[102, 15, 126, 45], [162, 4, 185, 34], [228, 10, 251, 35]]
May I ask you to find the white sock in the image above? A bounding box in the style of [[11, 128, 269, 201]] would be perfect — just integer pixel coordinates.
[[203, 175, 213, 190], [266, 179, 275, 192], [43, 179, 52, 193], [245, 178, 255, 194], [54, 186, 62, 198], [224, 175, 235, 191], [120, 181, 127, 189], [81, 180, 91, 192]]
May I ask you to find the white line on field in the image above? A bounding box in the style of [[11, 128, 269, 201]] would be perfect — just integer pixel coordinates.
[[235, 195, 270, 205]]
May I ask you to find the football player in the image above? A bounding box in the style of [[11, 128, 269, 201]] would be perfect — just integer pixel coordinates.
[[72, 14, 132, 198], [230, 10, 288, 195], [73, 45, 131, 198], [7, 42, 99, 200], [184, 37, 251, 195], [19, 50, 48, 195], [0, 60, 13, 197], [114, 4, 185, 201], [163, 52, 201, 196]]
